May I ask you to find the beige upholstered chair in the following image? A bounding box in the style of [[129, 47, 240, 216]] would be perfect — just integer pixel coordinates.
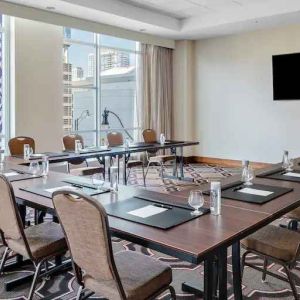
[[53, 190, 175, 300], [8, 136, 35, 155], [0, 175, 67, 300], [63, 134, 104, 177], [107, 132, 145, 186], [241, 225, 300, 299], [142, 129, 176, 180]]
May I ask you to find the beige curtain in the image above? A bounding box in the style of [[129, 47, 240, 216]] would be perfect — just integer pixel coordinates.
[[139, 44, 173, 140]]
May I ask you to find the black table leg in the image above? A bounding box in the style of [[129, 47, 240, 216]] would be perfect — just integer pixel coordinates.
[[18, 204, 26, 226], [204, 255, 215, 300], [232, 242, 243, 300], [217, 247, 228, 299]]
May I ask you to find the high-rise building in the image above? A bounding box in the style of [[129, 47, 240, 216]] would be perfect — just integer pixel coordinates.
[[100, 50, 129, 71], [87, 53, 95, 77], [72, 66, 84, 81]]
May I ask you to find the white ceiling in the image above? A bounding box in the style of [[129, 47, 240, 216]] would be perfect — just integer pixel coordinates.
[[4, 0, 300, 39]]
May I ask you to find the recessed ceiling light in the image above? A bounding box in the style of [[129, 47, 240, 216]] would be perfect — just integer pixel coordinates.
[[139, 29, 146, 32], [46, 6, 55, 10]]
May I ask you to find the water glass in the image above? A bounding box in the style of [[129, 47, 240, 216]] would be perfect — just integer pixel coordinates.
[[29, 161, 40, 176], [110, 166, 118, 193], [242, 166, 254, 186], [75, 140, 82, 154], [287, 158, 294, 172], [188, 190, 204, 215], [92, 173, 105, 190], [159, 133, 166, 145], [24, 144, 33, 160]]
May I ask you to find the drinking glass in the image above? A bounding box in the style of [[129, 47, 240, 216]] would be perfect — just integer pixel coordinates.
[[29, 161, 40, 176], [242, 166, 254, 186], [92, 173, 105, 190], [75, 140, 82, 154], [287, 158, 294, 172], [188, 190, 204, 215]]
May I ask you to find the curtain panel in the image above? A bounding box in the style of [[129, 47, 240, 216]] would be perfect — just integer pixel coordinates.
[[139, 44, 173, 140]]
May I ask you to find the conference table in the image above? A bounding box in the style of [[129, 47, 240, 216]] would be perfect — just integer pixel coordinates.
[[2, 158, 300, 299], [5, 140, 199, 184]]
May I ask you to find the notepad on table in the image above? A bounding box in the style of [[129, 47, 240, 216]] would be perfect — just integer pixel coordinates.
[[283, 172, 300, 178], [128, 205, 168, 219], [237, 188, 273, 197], [45, 186, 77, 194], [3, 172, 19, 177]]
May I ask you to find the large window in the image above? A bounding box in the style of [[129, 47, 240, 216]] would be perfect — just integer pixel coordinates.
[[63, 28, 141, 146], [0, 15, 10, 151]]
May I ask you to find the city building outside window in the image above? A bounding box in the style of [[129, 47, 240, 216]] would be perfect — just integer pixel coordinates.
[[63, 28, 141, 146]]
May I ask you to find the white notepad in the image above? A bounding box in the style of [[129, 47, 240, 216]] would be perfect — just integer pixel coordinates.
[[238, 188, 273, 197], [45, 186, 76, 193], [3, 172, 19, 177], [128, 205, 167, 219], [283, 172, 300, 178]]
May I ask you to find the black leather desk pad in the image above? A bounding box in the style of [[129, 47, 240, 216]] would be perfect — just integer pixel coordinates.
[[220, 183, 293, 204], [104, 196, 210, 230], [257, 168, 300, 183], [20, 182, 109, 199]]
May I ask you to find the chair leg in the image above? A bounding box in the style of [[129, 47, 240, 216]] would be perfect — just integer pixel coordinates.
[[160, 163, 164, 179], [27, 260, 43, 300], [168, 286, 176, 300], [0, 247, 10, 274], [262, 258, 268, 282], [241, 251, 249, 279], [142, 164, 146, 187], [145, 162, 151, 179], [283, 265, 299, 300], [126, 167, 131, 183], [76, 285, 84, 300]]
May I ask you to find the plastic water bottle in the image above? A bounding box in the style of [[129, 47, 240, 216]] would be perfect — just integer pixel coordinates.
[[160, 133, 166, 145], [110, 166, 118, 193], [210, 181, 221, 215], [41, 156, 49, 176]]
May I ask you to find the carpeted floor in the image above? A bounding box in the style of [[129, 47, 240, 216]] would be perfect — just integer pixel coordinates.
[[0, 164, 299, 300]]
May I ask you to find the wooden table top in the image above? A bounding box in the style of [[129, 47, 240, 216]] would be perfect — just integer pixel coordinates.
[[6, 159, 300, 264]]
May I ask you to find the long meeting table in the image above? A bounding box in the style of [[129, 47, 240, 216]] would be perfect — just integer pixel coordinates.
[[5, 140, 199, 185], [2, 158, 300, 299]]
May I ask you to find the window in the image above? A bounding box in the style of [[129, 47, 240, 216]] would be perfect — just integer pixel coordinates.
[[63, 28, 141, 146], [0, 15, 10, 151]]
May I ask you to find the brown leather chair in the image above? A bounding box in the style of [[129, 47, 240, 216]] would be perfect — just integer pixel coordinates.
[[63, 134, 104, 177], [8, 136, 35, 155], [241, 224, 300, 299], [142, 129, 176, 180], [107, 132, 145, 186], [0, 175, 68, 300], [53, 190, 175, 300]]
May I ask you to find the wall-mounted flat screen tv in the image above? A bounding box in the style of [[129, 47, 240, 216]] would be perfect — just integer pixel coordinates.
[[272, 52, 300, 100]]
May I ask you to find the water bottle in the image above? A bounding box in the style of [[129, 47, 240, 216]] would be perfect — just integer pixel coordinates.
[[160, 133, 166, 145], [110, 166, 118, 193], [282, 150, 289, 170], [41, 156, 49, 176], [210, 181, 221, 215]]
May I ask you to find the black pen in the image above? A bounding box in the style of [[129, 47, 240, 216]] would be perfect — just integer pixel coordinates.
[[153, 203, 172, 210], [233, 186, 244, 192]]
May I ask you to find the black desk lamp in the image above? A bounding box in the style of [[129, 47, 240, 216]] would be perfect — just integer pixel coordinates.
[[101, 108, 134, 141]]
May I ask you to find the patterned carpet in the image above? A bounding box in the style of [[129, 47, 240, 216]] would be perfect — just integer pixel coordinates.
[[0, 164, 299, 300]]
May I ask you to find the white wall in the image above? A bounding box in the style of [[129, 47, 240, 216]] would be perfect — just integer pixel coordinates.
[[14, 18, 63, 152], [193, 24, 300, 163], [173, 40, 195, 156]]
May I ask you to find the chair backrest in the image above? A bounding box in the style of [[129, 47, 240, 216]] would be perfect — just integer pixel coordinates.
[[52, 190, 126, 298], [63, 134, 84, 151], [0, 175, 31, 256], [142, 129, 157, 143], [8, 136, 35, 155], [107, 132, 124, 147]]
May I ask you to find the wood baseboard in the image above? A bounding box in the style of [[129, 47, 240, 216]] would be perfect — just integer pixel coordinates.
[[185, 156, 271, 170]]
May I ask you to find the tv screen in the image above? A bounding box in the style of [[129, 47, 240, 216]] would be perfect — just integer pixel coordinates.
[[272, 53, 300, 100]]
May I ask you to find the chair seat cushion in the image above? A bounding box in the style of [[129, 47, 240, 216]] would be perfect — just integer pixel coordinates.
[[241, 225, 300, 262], [127, 160, 143, 168], [149, 155, 175, 163], [84, 251, 172, 300], [286, 207, 300, 221], [7, 222, 67, 260], [70, 166, 104, 176]]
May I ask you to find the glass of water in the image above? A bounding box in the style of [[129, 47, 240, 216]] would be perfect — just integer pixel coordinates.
[[188, 190, 204, 215], [24, 144, 33, 160], [29, 161, 40, 176], [92, 173, 105, 190]]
